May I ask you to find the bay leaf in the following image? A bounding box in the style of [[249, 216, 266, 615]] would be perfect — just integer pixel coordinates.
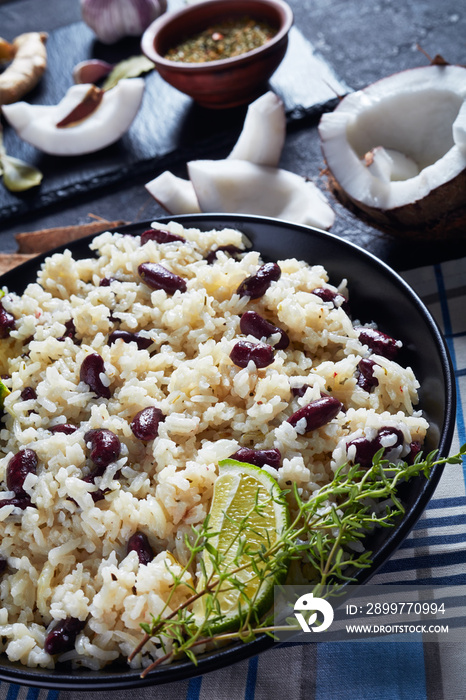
[[103, 55, 155, 91], [0, 154, 43, 192]]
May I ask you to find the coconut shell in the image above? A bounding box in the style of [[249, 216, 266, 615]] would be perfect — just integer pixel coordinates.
[[326, 164, 466, 241]]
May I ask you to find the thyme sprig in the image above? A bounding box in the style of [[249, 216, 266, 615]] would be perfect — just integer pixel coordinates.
[[130, 446, 465, 677]]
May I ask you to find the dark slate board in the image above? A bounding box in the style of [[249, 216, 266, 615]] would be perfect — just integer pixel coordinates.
[[0, 9, 349, 225]]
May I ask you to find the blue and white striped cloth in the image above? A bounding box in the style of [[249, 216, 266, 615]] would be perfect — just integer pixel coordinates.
[[2, 257, 465, 700]]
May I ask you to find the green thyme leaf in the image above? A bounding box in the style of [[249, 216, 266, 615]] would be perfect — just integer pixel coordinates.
[[130, 446, 466, 675], [102, 55, 155, 91]]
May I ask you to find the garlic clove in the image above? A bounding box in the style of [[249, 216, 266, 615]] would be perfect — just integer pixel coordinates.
[[188, 159, 335, 230], [73, 59, 113, 84], [145, 171, 201, 214], [80, 0, 167, 45], [2, 78, 144, 156], [227, 91, 286, 167]]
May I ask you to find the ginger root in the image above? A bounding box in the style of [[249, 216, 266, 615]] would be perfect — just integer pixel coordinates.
[[0, 32, 47, 105]]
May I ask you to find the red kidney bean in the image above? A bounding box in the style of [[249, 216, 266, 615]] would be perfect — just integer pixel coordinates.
[[312, 287, 349, 312], [84, 429, 121, 472], [291, 384, 311, 397], [57, 319, 76, 342], [44, 617, 86, 655], [206, 244, 243, 265], [356, 327, 400, 360], [0, 558, 6, 575], [50, 423, 78, 435], [240, 311, 289, 350], [230, 447, 282, 468], [20, 387, 36, 401], [378, 427, 404, 449], [347, 427, 405, 468], [99, 277, 118, 287], [346, 436, 379, 469], [356, 358, 379, 392], [127, 531, 154, 565], [230, 340, 274, 369], [140, 228, 185, 245], [80, 353, 111, 399], [236, 262, 281, 299], [0, 301, 15, 339], [6, 449, 38, 495], [108, 330, 152, 350], [130, 406, 165, 441], [406, 441, 422, 465], [138, 262, 187, 294], [81, 474, 107, 502], [287, 396, 342, 433], [0, 495, 33, 510]]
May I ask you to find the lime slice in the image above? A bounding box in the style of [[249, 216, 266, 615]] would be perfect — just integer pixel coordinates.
[[193, 459, 288, 634]]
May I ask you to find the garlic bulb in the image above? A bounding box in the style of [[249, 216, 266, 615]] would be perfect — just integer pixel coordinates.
[[80, 0, 167, 44]]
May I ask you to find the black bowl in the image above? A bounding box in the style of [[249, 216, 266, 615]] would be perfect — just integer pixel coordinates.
[[0, 213, 455, 690]]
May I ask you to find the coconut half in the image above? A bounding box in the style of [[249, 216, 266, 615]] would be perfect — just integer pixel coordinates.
[[318, 64, 466, 238]]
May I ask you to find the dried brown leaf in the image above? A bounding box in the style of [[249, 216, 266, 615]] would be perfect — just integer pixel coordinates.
[[15, 219, 128, 254], [0, 253, 36, 275]]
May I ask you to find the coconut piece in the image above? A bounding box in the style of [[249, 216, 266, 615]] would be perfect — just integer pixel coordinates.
[[364, 147, 419, 183], [227, 91, 286, 167], [319, 64, 466, 239], [2, 78, 144, 156], [188, 159, 335, 230], [145, 171, 200, 214]]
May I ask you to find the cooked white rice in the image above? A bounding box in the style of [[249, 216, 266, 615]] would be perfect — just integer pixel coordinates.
[[0, 221, 428, 669]]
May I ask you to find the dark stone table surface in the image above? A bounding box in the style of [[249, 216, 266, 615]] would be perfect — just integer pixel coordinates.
[[0, 0, 465, 271]]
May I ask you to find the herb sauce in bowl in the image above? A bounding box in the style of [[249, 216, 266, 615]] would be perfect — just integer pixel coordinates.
[[164, 16, 277, 63]]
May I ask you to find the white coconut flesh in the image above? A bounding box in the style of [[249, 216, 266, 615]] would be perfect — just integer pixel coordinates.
[[188, 159, 336, 230], [1, 79, 145, 156], [145, 171, 201, 214], [145, 90, 335, 230], [318, 65, 466, 228], [227, 90, 286, 167]]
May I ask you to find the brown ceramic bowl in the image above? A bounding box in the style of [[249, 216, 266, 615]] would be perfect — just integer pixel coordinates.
[[141, 0, 293, 108]]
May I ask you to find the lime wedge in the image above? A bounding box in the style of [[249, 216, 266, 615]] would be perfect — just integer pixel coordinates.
[[0, 378, 10, 409], [193, 459, 288, 634]]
